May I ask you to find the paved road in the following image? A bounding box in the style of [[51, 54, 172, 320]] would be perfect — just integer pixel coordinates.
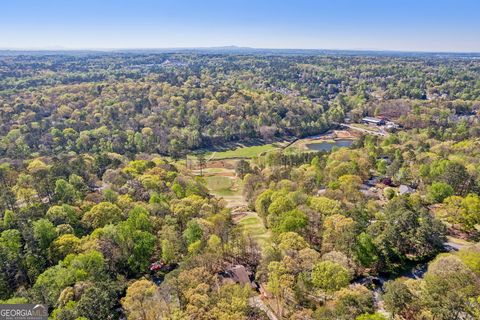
[[249, 296, 278, 320], [444, 240, 473, 251], [339, 123, 388, 136]]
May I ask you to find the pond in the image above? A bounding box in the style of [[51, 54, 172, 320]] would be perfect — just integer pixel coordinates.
[[305, 139, 354, 151]]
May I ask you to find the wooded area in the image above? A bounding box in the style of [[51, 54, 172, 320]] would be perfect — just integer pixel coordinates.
[[0, 51, 479, 319]]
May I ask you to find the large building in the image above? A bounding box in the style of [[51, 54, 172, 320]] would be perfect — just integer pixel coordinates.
[[362, 117, 386, 126]]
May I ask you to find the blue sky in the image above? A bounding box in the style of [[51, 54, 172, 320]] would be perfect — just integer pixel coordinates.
[[1, 0, 479, 52]]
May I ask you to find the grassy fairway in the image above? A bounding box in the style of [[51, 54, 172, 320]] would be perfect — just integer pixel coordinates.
[[204, 176, 236, 196], [204, 176, 233, 191], [237, 212, 271, 247], [207, 143, 281, 159]]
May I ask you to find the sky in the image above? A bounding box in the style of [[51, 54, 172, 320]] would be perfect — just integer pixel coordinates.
[[1, 0, 479, 52]]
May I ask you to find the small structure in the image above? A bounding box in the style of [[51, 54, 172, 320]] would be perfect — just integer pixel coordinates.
[[399, 185, 414, 195], [317, 188, 327, 195], [362, 117, 386, 126], [385, 121, 399, 130]]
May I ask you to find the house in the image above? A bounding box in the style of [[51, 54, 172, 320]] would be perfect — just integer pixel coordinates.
[[220, 265, 257, 289], [362, 117, 386, 126]]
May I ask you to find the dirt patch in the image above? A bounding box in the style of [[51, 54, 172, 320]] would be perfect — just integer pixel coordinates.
[[205, 171, 236, 177], [205, 159, 237, 169], [334, 130, 358, 139]]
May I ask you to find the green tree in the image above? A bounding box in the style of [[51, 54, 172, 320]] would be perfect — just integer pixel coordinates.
[[0, 229, 22, 299], [49, 234, 80, 263], [275, 209, 308, 234], [266, 261, 294, 318], [322, 214, 356, 254], [355, 232, 378, 268], [383, 279, 415, 318], [422, 254, 479, 319], [46, 204, 79, 226], [183, 220, 203, 246], [121, 279, 165, 320], [309, 196, 342, 216], [332, 285, 374, 319], [377, 197, 446, 263], [161, 239, 176, 264], [428, 182, 454, 203], [311, 261, 351, 299], [461, 194, 480, 230], [456, 248, 480, 275], [54, 179, 78, 204], [75, 281, 118, 320], [210, 283, 252, 319], [82, 202, 122, 229], [33, 219, 58, 251], [116, 222, 156, 276]]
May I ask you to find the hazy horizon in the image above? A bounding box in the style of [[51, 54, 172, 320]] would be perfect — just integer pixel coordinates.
[[1, 46, 479, 54]]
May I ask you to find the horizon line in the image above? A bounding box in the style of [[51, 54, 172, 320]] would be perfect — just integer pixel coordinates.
[[0, 45, 479, 55]]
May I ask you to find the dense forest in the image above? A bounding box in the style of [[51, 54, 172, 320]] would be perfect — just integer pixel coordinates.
[[1, 51, 480, 319], [1, 52, 479, 159]]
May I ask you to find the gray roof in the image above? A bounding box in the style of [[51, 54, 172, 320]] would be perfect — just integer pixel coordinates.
[[399, 185, 414, 195], [363, 117, 384, 123]]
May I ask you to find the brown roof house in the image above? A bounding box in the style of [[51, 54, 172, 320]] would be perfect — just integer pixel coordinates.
[[220, 265, 257, 289]]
